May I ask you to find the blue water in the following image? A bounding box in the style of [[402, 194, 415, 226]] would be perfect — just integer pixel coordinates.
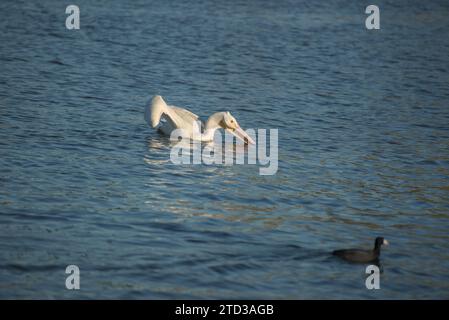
[[1, 0, 449, 299]]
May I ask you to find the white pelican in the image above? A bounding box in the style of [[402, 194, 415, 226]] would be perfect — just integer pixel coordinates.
[[145, 95, 255, 144]]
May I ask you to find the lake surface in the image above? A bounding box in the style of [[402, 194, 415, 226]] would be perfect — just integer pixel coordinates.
[[1, 0, 449, 299]]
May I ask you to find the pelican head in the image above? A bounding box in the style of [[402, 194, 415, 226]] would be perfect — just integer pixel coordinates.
[[220, 112, 255, 145]]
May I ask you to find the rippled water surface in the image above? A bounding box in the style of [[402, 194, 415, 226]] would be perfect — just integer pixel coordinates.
[[1, 0, 449, 299]]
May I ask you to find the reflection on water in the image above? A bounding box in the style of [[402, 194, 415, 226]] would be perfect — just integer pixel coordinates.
[[1, 0, 449, 298], [146, 132, 258, 165]]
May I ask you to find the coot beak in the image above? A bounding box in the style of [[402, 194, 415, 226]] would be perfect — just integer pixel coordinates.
[[383, 239, 389, 245]]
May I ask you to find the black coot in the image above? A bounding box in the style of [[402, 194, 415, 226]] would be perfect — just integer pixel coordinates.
[[332, 237, 389, 263]]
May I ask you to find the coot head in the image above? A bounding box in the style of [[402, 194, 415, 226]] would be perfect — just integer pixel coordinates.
[[374, 237, 389, 250]]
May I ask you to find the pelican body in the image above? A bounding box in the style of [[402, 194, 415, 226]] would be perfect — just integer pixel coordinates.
[[145, 96, 255, 144]]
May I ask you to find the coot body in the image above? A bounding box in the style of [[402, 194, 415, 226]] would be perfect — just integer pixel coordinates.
[[333, 237, 389, 263]]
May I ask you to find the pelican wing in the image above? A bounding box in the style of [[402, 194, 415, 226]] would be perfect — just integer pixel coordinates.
[[145, 96, 203, 136], [162, 106, 203, 133], [146, 96, 188, 129], [169, 106, 199, 123]]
